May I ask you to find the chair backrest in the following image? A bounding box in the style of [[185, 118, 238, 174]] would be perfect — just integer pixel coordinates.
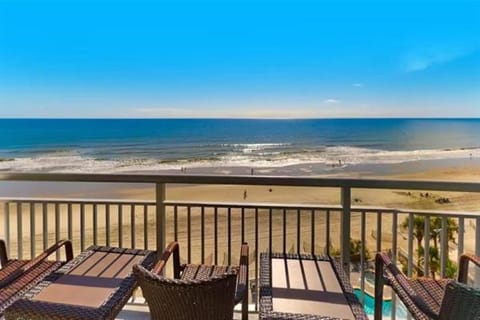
[[133, 264, 238, 320], [439, 281, 480, 320]]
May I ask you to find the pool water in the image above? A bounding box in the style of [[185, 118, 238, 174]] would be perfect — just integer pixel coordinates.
[[354, 289, 409, 319]]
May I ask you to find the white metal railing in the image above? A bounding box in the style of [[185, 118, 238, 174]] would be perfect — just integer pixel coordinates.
[[1, 172, 480, 318]]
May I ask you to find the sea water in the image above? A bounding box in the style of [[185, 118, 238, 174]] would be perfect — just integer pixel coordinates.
[[0, 118, 479, 173]]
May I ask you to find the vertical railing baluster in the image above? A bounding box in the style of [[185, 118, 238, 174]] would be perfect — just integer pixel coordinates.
[[341, 187, 351, 272], [254, 207, 259, 311], [407, 213, 414, 277], [424, 215, 430, 277], [476, 217, 480, 285], [155, 183, 166, 255], [30, 203, 35, 258], [42, 203, 48, 251], [282, 209, 286, 254], [17, 202, 22, 259], [80, 203, 85, 252], [311, 209, 315, 255], [144, 204, 148, 249], [392, 211, 398, 262], [93, 203, 98, 246], [118, 204, 123, 248], [241, 207, 245, 243], [458, 217, 464, 264], [4, 202, 10, 257], [392, 211, 398, 320], [296, 209, 300, 253], [55, 203, 60, 260], [376, 211, 382, 252], [131, 204, 135, 249], [106, 204, 110, 247], [67, 203, 72, 244], [268, 208, 272, 252], [440, 217, 448, 278], [360, 210, 366, 305], [214, 207, 218, 265], [201, 206, 205, 264], [227, 207, 231, 265], [326, 210, 330, 255], [173, 206, 178, 241], [187, 206, 191, 263]]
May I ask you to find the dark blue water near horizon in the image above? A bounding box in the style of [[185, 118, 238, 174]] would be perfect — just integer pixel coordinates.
[[0, 118, 479, 173]]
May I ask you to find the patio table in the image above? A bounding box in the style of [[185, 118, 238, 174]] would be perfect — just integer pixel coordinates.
[[4, 246, 156, 320], [259, 252, 368, 320]]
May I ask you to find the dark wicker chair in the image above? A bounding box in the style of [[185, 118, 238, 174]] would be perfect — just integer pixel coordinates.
[[0, 239, 73, 316], [133, 241, 249, 320], [375, 252, 480, 320]]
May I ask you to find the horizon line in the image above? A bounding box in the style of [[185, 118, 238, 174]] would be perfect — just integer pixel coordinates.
[[1, 117, 480, 120]]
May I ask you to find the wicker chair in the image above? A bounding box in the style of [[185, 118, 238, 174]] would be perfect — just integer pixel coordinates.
[[133, 241, 249, 320], [0, 239, 73, 316], [375, 252, 480, 320]]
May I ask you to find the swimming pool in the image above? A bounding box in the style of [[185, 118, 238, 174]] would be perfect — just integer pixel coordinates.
[[354, 288, 409, 319]]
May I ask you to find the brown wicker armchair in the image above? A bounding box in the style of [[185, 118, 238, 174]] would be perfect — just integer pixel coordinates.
[[133, 241, 249, 320], [0, 239, 73, 316], [375, 252, 480, 320]]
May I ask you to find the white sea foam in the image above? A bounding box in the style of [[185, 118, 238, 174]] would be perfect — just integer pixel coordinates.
[[0, 146, 478, 173]]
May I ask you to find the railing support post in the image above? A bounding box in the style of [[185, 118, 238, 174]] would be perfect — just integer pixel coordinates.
[[156, 183, 166, 257], [341, 186, 351, 274]]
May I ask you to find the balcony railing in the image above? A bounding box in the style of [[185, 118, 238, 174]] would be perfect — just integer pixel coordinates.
[[1, 172, 480, 319]]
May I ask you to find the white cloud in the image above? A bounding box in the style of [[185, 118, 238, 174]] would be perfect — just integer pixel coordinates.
[[403, 47, 474, 72], [352, 83, 364, 88], [323, 99, 340, 104]]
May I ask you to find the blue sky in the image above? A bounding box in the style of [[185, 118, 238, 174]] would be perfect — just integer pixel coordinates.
[[0, 0, 479, 118]]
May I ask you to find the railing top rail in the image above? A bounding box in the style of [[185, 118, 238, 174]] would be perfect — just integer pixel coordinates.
[[2, 172, 480, 192]]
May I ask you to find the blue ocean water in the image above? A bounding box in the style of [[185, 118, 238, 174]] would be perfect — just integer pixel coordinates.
[[0, 118, 479, 173]]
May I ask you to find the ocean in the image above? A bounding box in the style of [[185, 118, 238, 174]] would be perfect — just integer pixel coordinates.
[[0, 118, 479, 174]]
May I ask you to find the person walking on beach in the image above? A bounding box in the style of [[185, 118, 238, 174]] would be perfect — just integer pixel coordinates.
[[243, 189, 248, 200]]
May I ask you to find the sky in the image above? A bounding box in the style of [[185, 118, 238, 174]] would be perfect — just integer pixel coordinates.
[[0, 0, 479, 118]]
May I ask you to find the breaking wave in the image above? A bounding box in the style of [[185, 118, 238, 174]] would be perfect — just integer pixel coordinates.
[[0, 144, 478, 173]]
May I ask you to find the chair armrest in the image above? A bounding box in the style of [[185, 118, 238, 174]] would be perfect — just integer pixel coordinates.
[[0, 239, 73, 288], [0, 239, 8, 267], [458, 254, 480, 284], [32, 239, 74, 264], [152, 241, 181, 277], [234, 242, 249, 305]]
